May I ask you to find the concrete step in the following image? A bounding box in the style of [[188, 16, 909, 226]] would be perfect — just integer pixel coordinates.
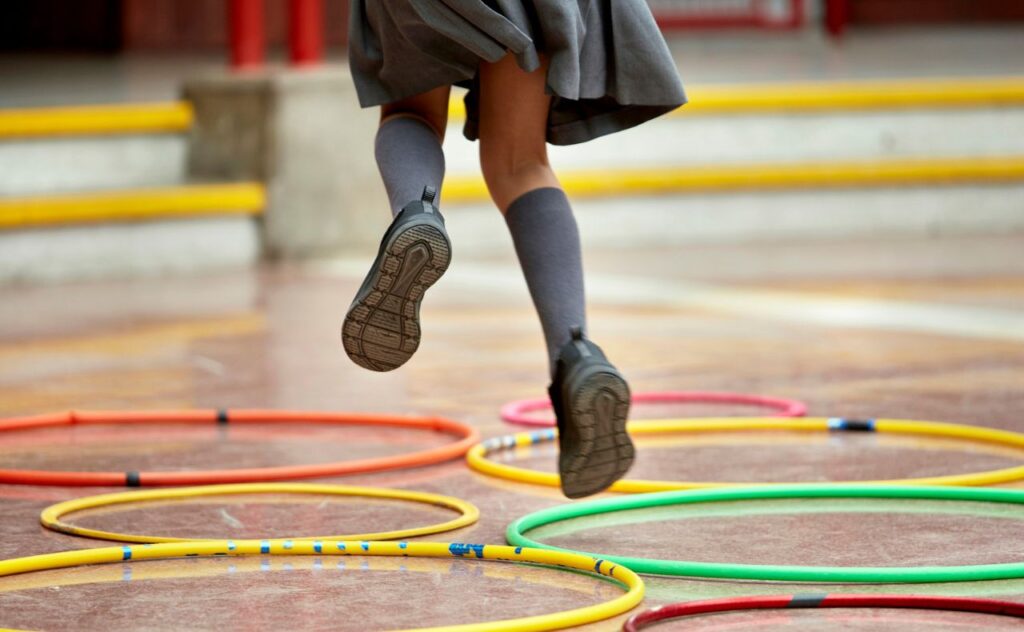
[[491, 108, 1023, 170], [3, 76, 1023, 286], [448, 76, 1024, 118], [443, 108, 1024, 202], [0, 135, 188, 196], [0, 102, 193, 196], [0, 182, 265, 285], [444, 184, 1024, 257], [445, 156, 1024, 203], [443, 76, 1024, 202], [446, 76, 1024, 259], [0, 216, 260, 285]]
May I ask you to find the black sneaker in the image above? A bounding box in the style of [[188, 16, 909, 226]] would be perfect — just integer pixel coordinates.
[[548, 327, 634, 498], [342, 186, 452, 372]]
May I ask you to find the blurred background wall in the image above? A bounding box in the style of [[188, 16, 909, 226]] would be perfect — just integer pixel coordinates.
[[0, 0, 347, 52], [3, 0, 1024, 54]]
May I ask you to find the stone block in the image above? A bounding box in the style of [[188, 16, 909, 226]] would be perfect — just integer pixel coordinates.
[[184, 66, 387, 258]]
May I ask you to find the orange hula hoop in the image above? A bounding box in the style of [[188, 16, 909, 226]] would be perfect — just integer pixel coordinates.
[[0, 409, 480, 487]]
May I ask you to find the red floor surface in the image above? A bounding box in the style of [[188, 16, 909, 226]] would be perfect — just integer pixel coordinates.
[[1, 242, 1023, 630]]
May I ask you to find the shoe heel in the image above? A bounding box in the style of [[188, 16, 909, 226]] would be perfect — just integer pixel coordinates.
[[342, 220, 451, 372], [560, 366, 633, 498]]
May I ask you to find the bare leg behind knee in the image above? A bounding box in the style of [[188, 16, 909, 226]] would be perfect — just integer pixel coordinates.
[[478, 54, 559, 213], [478, 53, 584, 370], [477, 53, 633, 498], [380, 85, 450, 137]]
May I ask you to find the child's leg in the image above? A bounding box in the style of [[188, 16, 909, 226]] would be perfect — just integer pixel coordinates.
[[341, 86, 453, 372], [376, 86, 451, 216], [478, 53, 634, 498], [477, 53, 584, 374]]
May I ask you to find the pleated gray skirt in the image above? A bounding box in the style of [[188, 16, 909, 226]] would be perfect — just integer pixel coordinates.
[[348, 0, 687, 145]]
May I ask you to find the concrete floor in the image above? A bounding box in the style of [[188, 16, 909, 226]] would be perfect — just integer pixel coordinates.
[[1, 231, 1023, 630]]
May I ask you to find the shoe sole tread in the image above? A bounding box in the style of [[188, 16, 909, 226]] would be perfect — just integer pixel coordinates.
[[560, 371, 634, 498], [342, 223, 450, 372]]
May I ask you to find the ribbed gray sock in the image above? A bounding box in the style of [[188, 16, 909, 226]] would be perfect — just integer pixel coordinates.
[[505, 187, 587, 375], [374, 116, 445, 217]]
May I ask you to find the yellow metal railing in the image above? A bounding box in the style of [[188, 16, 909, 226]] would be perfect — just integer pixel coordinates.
[[0, 102, 193, 139], [0, 183, 265, 229]]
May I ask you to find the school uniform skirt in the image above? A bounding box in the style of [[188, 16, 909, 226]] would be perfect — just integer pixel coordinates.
[[348, 0, 687, 145]]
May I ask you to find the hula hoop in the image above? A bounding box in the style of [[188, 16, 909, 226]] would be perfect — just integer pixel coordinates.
[[0, 409, 480, 487], [468, 417, 1024, 493], [40, 483, 479, 544], [0, 539, 644, 632], [500, 391, 807, 427], [0, 553, 611, 599], [623, 594, 1024, 631], [639, 578, 1024, 604], [506, 484, 1024, 583]]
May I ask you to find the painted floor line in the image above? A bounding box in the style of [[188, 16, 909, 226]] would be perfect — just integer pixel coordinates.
[[313, 259, 1024, 343]]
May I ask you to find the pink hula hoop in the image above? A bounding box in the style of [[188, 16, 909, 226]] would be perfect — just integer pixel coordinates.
[[500, 391, 808, 427]]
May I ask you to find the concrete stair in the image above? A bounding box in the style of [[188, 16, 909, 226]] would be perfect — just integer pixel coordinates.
[[440, 76, 1024, 256], [0, 103, 263, 284], [2, 75, 1023, 282]]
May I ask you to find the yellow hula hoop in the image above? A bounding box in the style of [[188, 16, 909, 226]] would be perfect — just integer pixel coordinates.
[[0, 540, 644, 632], [0, 554, 605, 598], [467, 417, 1024, 493], [40, 483, 479, 544]]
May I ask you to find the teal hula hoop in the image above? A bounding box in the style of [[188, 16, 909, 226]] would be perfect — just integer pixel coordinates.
[[506, 484, 1024, 583]]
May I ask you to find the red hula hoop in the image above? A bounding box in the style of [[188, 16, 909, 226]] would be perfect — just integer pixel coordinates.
[[623, 594, 1024, 631], [0, 409, 480, 487], [501, 391, 808, 427]]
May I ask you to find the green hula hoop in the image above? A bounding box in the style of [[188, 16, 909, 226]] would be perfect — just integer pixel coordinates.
[[506, 484, 1024, 583]]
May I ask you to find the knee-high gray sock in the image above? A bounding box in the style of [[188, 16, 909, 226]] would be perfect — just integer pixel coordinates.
[[505, 187, 587, 375], [374, 116, 445, 217]]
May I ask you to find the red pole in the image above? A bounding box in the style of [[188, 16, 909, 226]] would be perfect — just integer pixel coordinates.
[[289, 0, 324, 65], [788, 0, 805, 28], [826, 0, 848, 38], [229, 0, 265, 69]]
